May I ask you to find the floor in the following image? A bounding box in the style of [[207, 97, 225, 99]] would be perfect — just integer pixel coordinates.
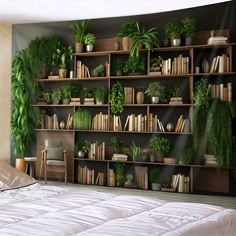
[[39, 180, 236, 209]]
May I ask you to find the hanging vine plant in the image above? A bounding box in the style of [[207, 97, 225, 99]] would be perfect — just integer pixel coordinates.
[[11, 49, 40, 158], [205, 99, 233, 167], [109, 81, 125, 114]]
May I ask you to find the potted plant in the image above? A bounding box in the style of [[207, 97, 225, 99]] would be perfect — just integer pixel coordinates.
[[67, 45, 74, 78], [130, 21, 159, 58], [51, 88, 62, 104], [150, 56, 162, 75], [113, 162, 126, 187], [92, 64, 105, 77], [84, 33, 96, 52], [182, 17, 197, 46], [73, 108, 91, 130], [71, 20, 89, 53], [94, 86, 108, 104], [149, 168, 162, 190], [77, 140, 91, 158], [145, 82, 165, 104], [164, 22, 183, 47], [117, 19, 137, 50], [109, 81, 125, 114], [61, 85, 71, 104], [111, 136, 123, 153], [11, 49, 38, 171], [122, 56, 145, 75], [178, 146, 195, 165], [149, 135, 172, 163], [130, 140, 141, 161]]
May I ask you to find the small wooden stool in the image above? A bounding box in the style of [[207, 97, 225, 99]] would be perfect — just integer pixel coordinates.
[[24, 157, 37, 178]]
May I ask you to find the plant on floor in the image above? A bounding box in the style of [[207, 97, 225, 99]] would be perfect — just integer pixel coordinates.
[[109, 81, 125, 114], [11, 49, 39, 158]]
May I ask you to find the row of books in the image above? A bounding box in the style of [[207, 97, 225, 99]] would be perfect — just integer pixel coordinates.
[[124, 87, 135, 104], [209, 54, 230, 73], [208, 83, 232, 102], [162, 55, 190, 75], [78, 165, 104, 185], [87, 142, 106, 160], [168, 174, 191, 193], [38, 114, 59, 130], [91, 113, 122, 131]]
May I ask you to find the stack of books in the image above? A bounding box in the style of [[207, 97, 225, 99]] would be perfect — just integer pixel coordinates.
[[205, 154, 217, 166], [208, 36, 227, 45]]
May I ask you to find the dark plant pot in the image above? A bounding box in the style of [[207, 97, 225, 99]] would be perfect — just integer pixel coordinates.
[[185, 36, 192, 46], [75, 42, 84, 53]]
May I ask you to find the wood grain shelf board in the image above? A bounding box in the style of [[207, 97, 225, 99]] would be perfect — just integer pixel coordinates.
[[36, 77, 109, 82]]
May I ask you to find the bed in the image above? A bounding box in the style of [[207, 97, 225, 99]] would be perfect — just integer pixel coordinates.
[[1, 162, 236, 236]]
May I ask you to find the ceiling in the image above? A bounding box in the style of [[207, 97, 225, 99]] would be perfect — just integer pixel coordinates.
[[0, 0, 231, 24]]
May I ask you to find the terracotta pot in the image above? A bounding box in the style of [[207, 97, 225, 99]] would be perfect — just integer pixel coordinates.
[[15, 158, 26, 172], [122, 37, 131, 51], [164, 158, 176, 164], [75, 42, 83, 53], [59, 68, 67, 78], [136, 92, 144, 104]]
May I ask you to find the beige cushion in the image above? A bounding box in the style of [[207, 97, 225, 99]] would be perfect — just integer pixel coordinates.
[[45, 140, 62, 148], [46, 147, 63, 161], [47, 160, 65, 166], [0, 161, 36, 191]]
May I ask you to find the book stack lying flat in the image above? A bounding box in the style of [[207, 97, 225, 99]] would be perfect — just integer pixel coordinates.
[[112, 153, 128, 161], [207, 36, 227, 45], [205, 154, 217, 166]]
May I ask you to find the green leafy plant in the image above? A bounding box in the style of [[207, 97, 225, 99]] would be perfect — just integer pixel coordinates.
[[111, 136, 123, 149], [164, 22, 183, 39], [205, 99, 233, 167], [94, 86, 108, 104], [122, 56, 145, 74], [130, 21, 159, 58], [109, 81, 125, 114], [73, 108, 91, 130], [92, 64, 105, 77], [150, 56, 162, 69], [52, 42, 69, 69], [149, 135, 172, 157], [68, 82, 82, 98], [61, 85, 71, 99], [117, 19, 137, 38], [11, 49, 38, 158], [84, 33, 96, 45], [78, 140, 91, 154], [113, 162, 126, 187], [71, 20, 89, 43], [178, 146, 195, 164], [130, 140, 141, 161], [51, 88, 62, 104], [182, 17, 197, 37], [192, 78, 211, 164], [149, 168, 161, 183], [145, 82, 165, 97], [38, 91, 51, 104]]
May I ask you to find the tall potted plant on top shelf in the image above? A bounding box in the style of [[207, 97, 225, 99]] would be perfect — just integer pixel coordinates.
[[117, 19, 137, 51], [164, 22, 183, 47], [84, 33, 96, 52], [130, 21, 159, 58], [182, 17, 197, 46], [71, 20, 89, 53]]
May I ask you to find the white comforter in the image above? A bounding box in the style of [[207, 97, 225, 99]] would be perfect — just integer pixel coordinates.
[[0, 183, 235, 236]]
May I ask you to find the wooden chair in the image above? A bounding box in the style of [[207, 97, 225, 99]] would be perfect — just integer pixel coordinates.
[[39, 140, 67, 184]]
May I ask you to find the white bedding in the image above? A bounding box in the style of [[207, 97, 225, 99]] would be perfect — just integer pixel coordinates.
[[0, 183, 236, 236]]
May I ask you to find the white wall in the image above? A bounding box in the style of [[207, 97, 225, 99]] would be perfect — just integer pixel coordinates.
[[0, 24, 12, 162]]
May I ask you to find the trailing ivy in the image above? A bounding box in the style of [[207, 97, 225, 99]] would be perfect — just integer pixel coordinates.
[[206, 99, 233, 167], [109, 81, 125, 114]]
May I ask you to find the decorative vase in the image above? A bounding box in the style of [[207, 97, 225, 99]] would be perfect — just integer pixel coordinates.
[[78, 150, 85, 158], [166, 123, 174, 132], [114, 38, 120, 50], [59, 121, 65, 129], [75, 42, 83, 53], [86, 44, 94, 52], [69, 70, 74, 78], [136, 92, 144, 104], [202, 58, 209, 73]]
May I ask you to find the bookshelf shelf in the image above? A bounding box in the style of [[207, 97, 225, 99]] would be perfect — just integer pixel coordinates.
[[35, 39, 235, 195]]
